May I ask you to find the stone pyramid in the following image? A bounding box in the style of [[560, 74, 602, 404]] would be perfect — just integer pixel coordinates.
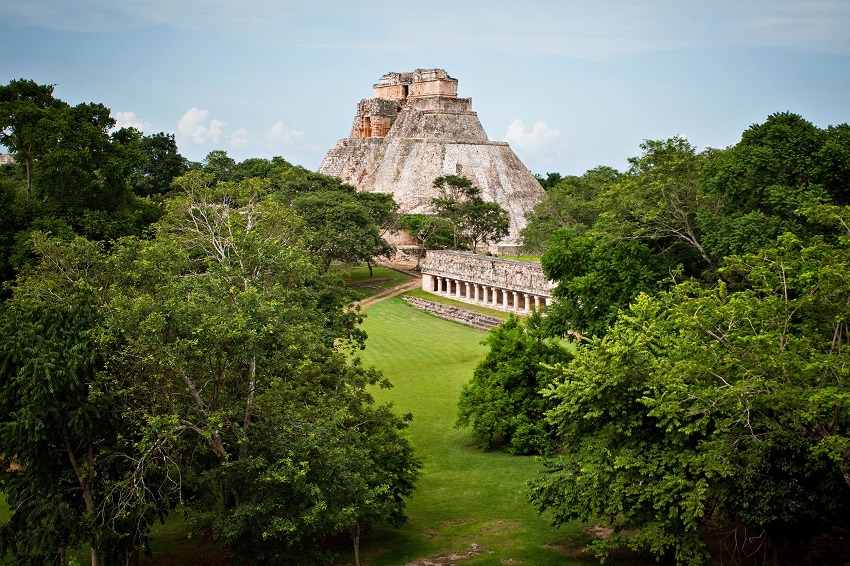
[[318, 69, 543, 247]]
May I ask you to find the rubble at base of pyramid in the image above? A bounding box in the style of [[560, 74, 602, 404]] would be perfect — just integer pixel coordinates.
[[318, 69, 544, 249]]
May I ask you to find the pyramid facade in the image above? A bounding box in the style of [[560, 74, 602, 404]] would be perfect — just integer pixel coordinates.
[[318, 69, 544, 245]]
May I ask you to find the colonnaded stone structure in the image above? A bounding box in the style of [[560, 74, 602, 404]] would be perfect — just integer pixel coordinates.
[[421, 250, 554, 313], [318, 69, 544, 247]]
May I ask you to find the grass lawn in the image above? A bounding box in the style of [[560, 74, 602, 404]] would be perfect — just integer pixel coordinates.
[[354, 297, 613, 565], [333, 265, 416, 300], [497, 255, 542, 263]]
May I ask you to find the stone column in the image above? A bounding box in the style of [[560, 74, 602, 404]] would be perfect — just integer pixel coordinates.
[[523, 294, 531, 313], [455, 279, 462, 298], [512, 291, 519, 311]]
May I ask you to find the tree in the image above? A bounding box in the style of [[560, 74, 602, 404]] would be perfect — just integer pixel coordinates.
[[521, 166, 619, 254], [456, 314, 572, 455], [129, 132, 187, 197], [610, 137, 717, 268], [530, 206, 850, 563], [541, 228, 668, 338], [293, 189, 393, 274], [202, 149, 236, 183], [534, 171, 563, 189], [0, 79, 65, 196], [0, 234, 175, 566], [699, 112, 848, 259], [430, 175, 509, 251], [1, 79, 163, 244], [399, 213, 453, 269], [817, 123, 850, 205], [105, 172, 418, 564]]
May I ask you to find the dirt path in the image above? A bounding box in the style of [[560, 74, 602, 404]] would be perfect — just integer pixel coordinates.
[[355, 276, 422, 311]]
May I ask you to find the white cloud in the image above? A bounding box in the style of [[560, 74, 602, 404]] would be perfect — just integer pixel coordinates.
[[504, 119, 561, 157], [112, 111, 151, 132], [172, 106, 317, 161], [267, 121, 304, 147], [177, 108, 224, 145], [228, 128, 255, 149], [227, 121, 305, 151]]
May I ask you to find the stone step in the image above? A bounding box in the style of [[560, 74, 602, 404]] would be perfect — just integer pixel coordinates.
[[402, 296, 503, 331]]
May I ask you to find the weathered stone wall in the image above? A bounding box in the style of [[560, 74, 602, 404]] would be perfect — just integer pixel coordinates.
[[373, 69, 458, 100], [422, 250, 553, 296], [402, 296, 503, 330], [350, 98, 400, 138]]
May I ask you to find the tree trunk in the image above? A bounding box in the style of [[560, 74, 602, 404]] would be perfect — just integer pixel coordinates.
[[367, 259, 373, 277], [63, 429, 102, 566], [352, 523, 361, 566], [25, 157, 31, 198], [90, 543, 101, 566], [240, 354, 257, 460]]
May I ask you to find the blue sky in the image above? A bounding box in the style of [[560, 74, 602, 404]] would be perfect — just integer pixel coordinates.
[[2, 1, 849, 175]]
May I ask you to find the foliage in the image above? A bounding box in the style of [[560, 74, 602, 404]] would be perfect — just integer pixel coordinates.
[[0, 234, 175, 565], [521, 166, 619, 253], [430, 175, 509, 251], [530, 206, 850, 563], [0, 78, 188, 288], [534, 171, 564, 189], [293, 189, 394, 272], [129, 131, 188, 197], [698, 111, 846, 260], [0, 79, 66, 196], [0, 169, 418, 565], [541, 228, 668, 338], [399, 213, 453, 268], [103, 173, 418, 565], [456, 314, 573, 455], [531, 115, 850, 337]]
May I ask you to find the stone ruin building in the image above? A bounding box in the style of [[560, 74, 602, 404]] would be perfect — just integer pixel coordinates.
[[421, 250, 554, 314], [318, 69, 544, 249]]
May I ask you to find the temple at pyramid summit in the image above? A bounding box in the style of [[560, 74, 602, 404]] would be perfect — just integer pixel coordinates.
[[317, 69, 544, 248]]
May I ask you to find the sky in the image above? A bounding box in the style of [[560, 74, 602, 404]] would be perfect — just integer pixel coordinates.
[[1, 0, 849, 176]]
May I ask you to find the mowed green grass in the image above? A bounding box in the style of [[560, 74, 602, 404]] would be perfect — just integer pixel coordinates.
[[354, 297, 602, 566], [498, 254, 542, 263]]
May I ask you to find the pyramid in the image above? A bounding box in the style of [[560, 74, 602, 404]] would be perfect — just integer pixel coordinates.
[[318, 69, 544, 246]]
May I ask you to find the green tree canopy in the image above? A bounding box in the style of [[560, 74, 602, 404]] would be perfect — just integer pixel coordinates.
[[456, 314, 573, 455], [1, 170, 419, 566], [530, 206, 850, 563], [431, 175, 509, 251]]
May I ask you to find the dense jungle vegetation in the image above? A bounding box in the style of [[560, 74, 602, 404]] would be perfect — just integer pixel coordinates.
[[459, 112, 850, 564], [0, 80, 416, 566]]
